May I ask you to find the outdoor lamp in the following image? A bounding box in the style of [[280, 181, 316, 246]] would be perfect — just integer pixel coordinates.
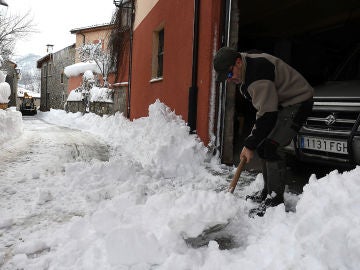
[[0, 0, 8, 7], [0, 0, 7, 16]]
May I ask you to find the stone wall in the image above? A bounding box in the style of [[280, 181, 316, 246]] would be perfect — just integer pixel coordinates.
[[39, 44, 76, 111], [66, 101, 114, 116]]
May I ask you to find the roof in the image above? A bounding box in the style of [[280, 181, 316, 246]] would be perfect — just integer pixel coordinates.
[[36, 54, 53, 68], [36, 43, 76, 68], [70, 23, 115, 34], [4, 60, 17, 67]]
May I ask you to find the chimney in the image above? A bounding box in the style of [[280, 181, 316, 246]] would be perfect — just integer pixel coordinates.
[[46, 44, 54, 53]]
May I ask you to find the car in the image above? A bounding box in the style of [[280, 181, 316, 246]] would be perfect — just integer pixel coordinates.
[[293, 45, 360, 167], [20, 93, 37, 115]]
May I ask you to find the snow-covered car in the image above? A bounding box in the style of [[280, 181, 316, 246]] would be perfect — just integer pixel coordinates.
[[20, 93, 37, 115], [293, 45, 360, 167]]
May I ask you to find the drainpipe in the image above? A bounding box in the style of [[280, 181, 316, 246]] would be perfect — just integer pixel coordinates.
[[188, 0, 200, 134], [80, 33, 86, 44], [127, 0, 135, 118]]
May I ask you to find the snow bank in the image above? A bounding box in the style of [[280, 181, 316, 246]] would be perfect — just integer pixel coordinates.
[[90, 87, 113, 102], [40, 100, 208, 178], [0, 109, 23, 145]]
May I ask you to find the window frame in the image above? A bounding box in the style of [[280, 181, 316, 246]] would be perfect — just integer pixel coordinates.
[[151, 26, 165, 80]]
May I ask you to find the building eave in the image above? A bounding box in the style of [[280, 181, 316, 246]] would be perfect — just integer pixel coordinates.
[[70, 23, 115, 34]]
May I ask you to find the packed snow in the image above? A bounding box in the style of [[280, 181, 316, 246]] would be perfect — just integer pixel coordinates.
[[0, 101, 360, 269]]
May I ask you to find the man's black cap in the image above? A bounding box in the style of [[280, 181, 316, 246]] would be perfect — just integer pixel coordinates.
[[213, 47, 239, 82]]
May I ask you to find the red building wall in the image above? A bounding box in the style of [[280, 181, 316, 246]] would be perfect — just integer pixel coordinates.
[[130, 0, 222, 144], [68, 76, 83, 92]]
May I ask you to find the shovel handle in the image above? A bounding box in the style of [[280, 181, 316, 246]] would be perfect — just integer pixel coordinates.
[[228, 157, 247, 193]]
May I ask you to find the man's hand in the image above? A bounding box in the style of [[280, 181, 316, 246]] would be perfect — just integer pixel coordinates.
[[240, 147, 254, 163]]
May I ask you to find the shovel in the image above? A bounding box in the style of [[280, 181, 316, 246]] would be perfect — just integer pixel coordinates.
[[228, 157, 247, 193]]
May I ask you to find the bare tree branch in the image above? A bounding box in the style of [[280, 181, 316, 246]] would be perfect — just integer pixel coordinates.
[[0, 11, 37, 59]]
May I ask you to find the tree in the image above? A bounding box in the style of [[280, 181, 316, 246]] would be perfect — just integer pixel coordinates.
[[0, 11, 36, 60], [19, 69, 40, 92], [78, 42, 111, 87]]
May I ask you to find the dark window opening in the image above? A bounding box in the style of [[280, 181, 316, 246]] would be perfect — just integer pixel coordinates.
[[157, 29, 164, 78]]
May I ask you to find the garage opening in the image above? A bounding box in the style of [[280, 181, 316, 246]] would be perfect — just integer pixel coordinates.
[[224, 0, 360, 168]]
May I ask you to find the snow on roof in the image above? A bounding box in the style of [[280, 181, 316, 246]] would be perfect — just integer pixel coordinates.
[[64, 61, 100, 77], [70, 23, 114, 34]]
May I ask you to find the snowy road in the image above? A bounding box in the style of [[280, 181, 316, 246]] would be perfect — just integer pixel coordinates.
[[0, 115, 110, 265]]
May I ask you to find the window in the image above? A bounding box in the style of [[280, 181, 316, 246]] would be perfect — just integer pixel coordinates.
[[152, 28, 164, 79]]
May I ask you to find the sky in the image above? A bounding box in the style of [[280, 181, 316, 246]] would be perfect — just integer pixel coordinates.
[[1, 102, 360, 269], [5, 0, 116, 57]]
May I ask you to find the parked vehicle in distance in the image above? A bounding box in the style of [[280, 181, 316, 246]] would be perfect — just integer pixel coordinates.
[[20, 92, 37, 115], [293, 45, 360, 167]]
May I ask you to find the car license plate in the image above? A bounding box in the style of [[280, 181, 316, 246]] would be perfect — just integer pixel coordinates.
[[300, 136, 348, 154]]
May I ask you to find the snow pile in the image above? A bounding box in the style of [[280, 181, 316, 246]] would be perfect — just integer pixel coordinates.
[[67, 87, 113, 102], [40, 100, 208, 178], [0, 109, 23, 145], [2, 100, 360, 269], [90, 86, 113, 102], [64, 61, 100, 77]]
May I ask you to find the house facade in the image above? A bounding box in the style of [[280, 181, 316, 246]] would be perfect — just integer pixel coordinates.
[[67, 23, 115, 92], [37, 44, 76, 111], [113, 0, 360, 165], [116, 0, 224, 156]]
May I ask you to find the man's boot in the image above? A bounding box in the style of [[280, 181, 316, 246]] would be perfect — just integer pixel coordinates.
[[246, 189, 268, 203], [245, 159, 268, 203]]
